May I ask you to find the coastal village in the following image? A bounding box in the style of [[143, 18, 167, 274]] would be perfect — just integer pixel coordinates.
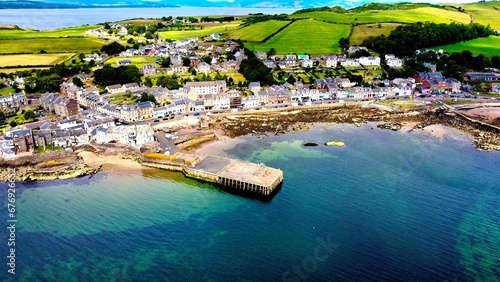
[[1, 17, 500, 165], [1, 3, 500, 281], [1, 28, 500, 159]]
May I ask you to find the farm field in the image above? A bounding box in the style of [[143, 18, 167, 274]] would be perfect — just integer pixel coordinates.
[[0, 53, 74, 67], [105, 56, 159, 68], [461, 2, 500, 30], [290, 7, 471, 24], [0, 25, 98, 40], [350, 23, 402, 45], [434, 36, 500, 57], [244, 20, 350, 55], [0, 38, 105, 54], [0, 67, 50, 74], [227, 20, 291, 41], [158, 21, 242, 40]]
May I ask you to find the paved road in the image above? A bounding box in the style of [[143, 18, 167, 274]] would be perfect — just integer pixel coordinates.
[[153, 133, 179, 154]]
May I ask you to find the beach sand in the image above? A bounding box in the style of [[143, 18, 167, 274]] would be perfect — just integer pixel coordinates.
[[78, 151, 148, 172], [195, 129, 246, 156], [421, 124, 471, 142]]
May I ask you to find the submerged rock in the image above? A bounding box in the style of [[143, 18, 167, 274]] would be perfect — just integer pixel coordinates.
[[325, 141, 345, 147], [303, 142, 319, 147]]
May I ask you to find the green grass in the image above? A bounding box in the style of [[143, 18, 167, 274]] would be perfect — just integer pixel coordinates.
[[158, 21, 242, 40], [0, 53, 74, 67], [461, 2, 500, 30], [0, 38, 105, 54], [290, 7, 471, 24], [244, 20, 350, 55], [105, 56, 159, 68], [0, 25, 99, 40], [227, 20, 291, 41], [0, 67, 50, 74], [350, 23, 402, 45], [442, 99, 474, 105], [0, 87, 16, 96], [434, 36, 500, 57]]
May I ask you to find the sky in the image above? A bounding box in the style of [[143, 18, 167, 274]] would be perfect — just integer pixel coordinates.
[[0, 0, 484, 9]]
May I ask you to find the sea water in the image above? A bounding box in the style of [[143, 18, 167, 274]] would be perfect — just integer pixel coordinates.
[[0, 124, 499, 281]]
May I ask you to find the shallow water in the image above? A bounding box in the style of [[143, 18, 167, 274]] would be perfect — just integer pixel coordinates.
[[1, 124, 499, 281]]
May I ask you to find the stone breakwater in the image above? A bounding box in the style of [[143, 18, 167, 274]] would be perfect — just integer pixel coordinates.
[[141, 152, 283, 198]]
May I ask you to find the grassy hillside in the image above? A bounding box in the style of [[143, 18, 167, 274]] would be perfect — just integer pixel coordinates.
[[244, 20, 350, 55], [227, 20, 291, 41], [350, 23, 401, 45], [158, 21, 242, 40], [0, 25, 98, 40], [461, 2, 500, 30], [0, 53, 75, 67], [0, 38, 105, 54], [433, 36, 500, 57], [290, 7, 470, 24]]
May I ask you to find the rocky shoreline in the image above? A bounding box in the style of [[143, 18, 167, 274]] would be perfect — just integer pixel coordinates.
[[209, 103, 500, 151], [2, 103, 499, 182]]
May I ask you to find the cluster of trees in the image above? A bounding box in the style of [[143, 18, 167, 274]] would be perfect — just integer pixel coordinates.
[[365, 22, 494, 57], [100, 42, 126, 56], [239, 57, 274, 86], [200, 16, 235, 22], [139, 92, 157, 104], [243, 14, 289, 25], [93, 65, 141, 87], [156, 75, 181, 89], [293, 6, 347, 14]]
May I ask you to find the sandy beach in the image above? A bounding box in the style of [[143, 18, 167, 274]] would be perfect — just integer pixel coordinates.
[[78, 151, 148, 172], [195, 129, 246, 156]]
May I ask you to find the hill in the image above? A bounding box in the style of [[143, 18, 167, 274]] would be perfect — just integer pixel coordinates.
[[243, 20, 350, 54]]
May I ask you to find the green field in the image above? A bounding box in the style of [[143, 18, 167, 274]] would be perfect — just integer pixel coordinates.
[[244, 20, 350, 55], [462, 2, 500, 30], [105, 56, 159, 68], [227, 20, 291, 41], [0, 25, 98, 40], [0, 53, 74, 67], [158, 21, 242, 40], [434, 36, 500, 57], [0, 38, 105, 54], [290, 7, 471, 24], [350, 23, 402, 45]]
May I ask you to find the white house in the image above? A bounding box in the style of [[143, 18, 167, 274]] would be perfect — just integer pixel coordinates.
[[302, 59, 314, 68], [358, 56, 381, 66]]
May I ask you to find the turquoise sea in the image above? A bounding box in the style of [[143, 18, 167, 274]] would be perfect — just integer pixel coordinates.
[[1, 123, 499, 281]]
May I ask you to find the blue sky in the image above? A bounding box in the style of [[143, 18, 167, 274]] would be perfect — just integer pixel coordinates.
[[0, 0, 482, 9]]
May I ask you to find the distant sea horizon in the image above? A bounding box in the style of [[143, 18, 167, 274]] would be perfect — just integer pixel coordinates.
[[0, 7, 299, 30]]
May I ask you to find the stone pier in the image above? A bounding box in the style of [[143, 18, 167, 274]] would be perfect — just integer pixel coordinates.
[[142, 152, 283, 197]]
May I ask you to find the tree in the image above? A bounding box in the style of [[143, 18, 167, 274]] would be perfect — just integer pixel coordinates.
[[144, 77, 153, 87], [104, 23, 111, 29], [182, 57, 191, 67], [161, 57, 171, 68], [23, 110, 35, 120], [145, 31, 153, 39], [200, 55, 212, 64], [286, 75, 296, 84], [226, 52, 235, 61], [9, 121, 17, 128], [147, 94, 157, 104], [72, 76, 84, 87], [267, 48, 276, 57], [100, 41, 125, 56], [140, 92, 149, 102]]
